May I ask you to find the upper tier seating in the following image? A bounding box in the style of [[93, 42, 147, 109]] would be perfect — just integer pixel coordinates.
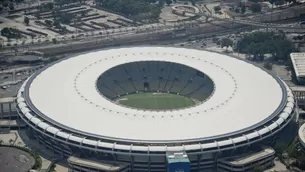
[[97, 61, 214, 101]]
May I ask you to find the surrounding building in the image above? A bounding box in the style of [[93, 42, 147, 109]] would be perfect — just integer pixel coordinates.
[[0, 97, 25, 130], [290, 53, 305, 85], [299, 123, 305, 151], [217, 147, 275, 172], [67, 156, 130, 172], [166, 152, 190, 172]]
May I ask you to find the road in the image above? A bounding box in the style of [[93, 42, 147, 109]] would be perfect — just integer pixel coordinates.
[[2, 16, 304, 53], [0, 65, 42, 98], [1, 1, 304, 51], [0, 18, 200, 46]]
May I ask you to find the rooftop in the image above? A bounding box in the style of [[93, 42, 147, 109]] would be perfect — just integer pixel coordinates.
[[0, 97, 15, 103], [167, 152, 190, 163], [67, 156, 127, 171], [219, 147, 275, 166], [14, 55, 42, 62], [290, 53, 305, 78]]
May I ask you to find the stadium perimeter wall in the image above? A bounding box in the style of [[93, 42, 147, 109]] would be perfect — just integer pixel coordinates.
[[299, 123, 305, 149], [16, 77, 296, 172]]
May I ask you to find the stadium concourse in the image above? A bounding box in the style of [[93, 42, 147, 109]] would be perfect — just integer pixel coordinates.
[[16, 47, 296, 172]]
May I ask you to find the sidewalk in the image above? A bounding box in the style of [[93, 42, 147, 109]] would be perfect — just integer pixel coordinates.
[[0, 66, 33, 74]]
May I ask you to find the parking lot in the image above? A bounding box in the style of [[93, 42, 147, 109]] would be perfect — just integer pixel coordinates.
[[0, 84, 21, 98], [0, 66, 40, 98], [0, 73, 25, 83], [0, 146, 35, 172]]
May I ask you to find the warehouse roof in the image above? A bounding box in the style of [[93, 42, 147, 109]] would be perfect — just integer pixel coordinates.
[[290, 53, 305, 78]]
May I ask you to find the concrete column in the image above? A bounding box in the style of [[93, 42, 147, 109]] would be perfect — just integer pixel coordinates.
[[148, 155, 151, 172], [16, 102, 20, 120], [214, 152, 220, 171], [9, 103, 11, 120], [197, 154, 202, 171], [0, 103, 3, 120], [9, 103, 11, 130], [131, 155, 134, 172], [12, 71, 15, 83]]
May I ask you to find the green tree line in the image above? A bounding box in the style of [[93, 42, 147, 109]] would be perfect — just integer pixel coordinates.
[[95, 0, 162, 22], [237, 31, 294, 61]]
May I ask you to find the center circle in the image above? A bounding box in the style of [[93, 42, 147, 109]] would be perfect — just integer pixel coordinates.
[[96, 61, 214, 110]]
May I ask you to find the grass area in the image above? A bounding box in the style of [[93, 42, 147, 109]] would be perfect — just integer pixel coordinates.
[[117, 93, 195, 110]]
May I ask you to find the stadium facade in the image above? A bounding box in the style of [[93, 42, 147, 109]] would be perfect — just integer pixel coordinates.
[[299, 123, 305, 151], [16, 47, 296, 172]]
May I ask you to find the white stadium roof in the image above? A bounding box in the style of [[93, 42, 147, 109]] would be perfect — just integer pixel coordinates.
[[25, 47, 286, 142]]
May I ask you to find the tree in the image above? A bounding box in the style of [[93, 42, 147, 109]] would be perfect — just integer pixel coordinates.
[[205, 15, 210, 22], [9, 3, 14, 10], [221, 38, 233, 51], [58, 13, 74, 24], [53, 20, 61, 29], [263, 62, 273, 70], [273, 39, 294, 61], [3, 1, 9, 8], [285, 0, 297, 4], [45, 20, 53, 26], [190, 0, 196, 6], [253, 165, 264, 172], [268, 0, 277, 12], [80, 10, 88, 17], [24, 16, 30, 25], [45, 2, 53, 10], [275, 0, 285, 5], [9, 139, 14, 145], [214, 6, 221, 12], [165, 0, 172, 5], [96, 0, 162, 22], [1, 27, 11, 36], [274, 142, 288, 154], [1, 27, 21, 39], [238, 31, 294, 62], [234, 8, 240, 13], [52, 38, 57, 44], [241, 5, 246, 14], [250, 3, 261, 13]]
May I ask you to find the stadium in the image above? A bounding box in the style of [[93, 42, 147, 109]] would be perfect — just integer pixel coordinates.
[[16, 47, 295, 172]]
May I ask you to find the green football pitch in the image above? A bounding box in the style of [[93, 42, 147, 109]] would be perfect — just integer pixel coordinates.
[[117, 93, 195, 110]]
